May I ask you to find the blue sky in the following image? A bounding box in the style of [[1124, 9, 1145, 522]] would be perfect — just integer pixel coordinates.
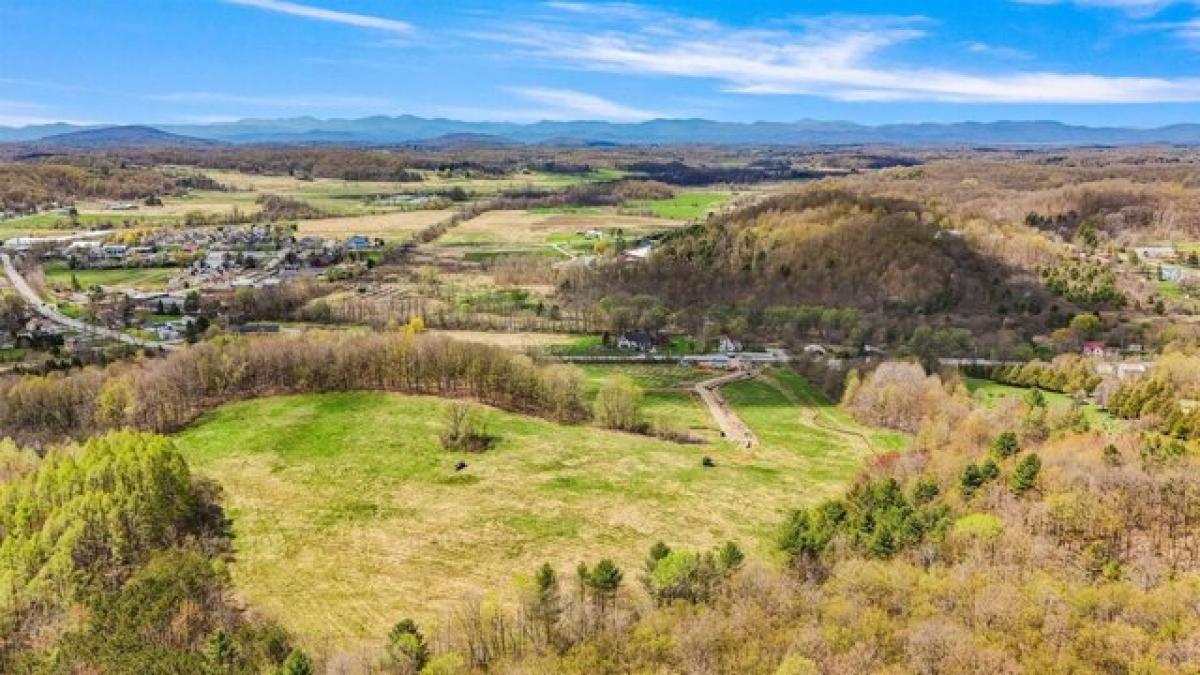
[[5, 0, 1200, 127]]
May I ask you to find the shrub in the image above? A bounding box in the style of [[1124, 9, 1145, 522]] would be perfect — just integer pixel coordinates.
[[439, 402, 495, 453], [593, 376, 645, 432], [386, 619, 429, 674], [988, 429, 1017, 456], [1010, 454, 1042, 495]]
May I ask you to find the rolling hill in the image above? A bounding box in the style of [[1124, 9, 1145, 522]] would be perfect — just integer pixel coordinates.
[[32, 125, 216, 148], [566, 189, 1047, 317]]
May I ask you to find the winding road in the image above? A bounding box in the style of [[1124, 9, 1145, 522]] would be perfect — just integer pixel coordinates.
[[695, 368, 759, 448], [756, 369, 876, 455], [1, 253, 176, 351]]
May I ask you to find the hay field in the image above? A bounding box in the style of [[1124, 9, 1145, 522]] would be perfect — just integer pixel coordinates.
[[173, 371, 887, 651], [441, 210, 681, 246], [427, 329, 578, 349], [294, 209, 453, 239]]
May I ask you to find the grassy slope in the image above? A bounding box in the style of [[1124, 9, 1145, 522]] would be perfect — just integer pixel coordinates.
[[965, 377, 1123, 432], [173, 373, 884, 650], [627, 192, 729, 220], [724, 369, 909, 482], [576, 363, 723, 443]]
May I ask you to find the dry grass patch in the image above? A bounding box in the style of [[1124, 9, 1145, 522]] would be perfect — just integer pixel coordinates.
[[294, 210, 453, 239], [442, 210, 681, 246], [427, 330, 578, 349], [173, 387, 876, 652]]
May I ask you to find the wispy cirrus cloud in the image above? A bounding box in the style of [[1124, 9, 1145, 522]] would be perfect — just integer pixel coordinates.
[[1013, 0, 1185, 15], [965, 42, 1033, 60], [475, 3, 1200, 104], [506, 86, 659, 121], [221, 0, 414, 34], [0, 99, 86, 126]]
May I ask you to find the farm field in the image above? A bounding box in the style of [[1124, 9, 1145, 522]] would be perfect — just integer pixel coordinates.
[[292, 209, 452, 240], [3, 210, 181, 232], [411, 168, 626, 195], [426, 329, 578, 349], [965, 377, 1123, 432], [43, 263, 179, 290], [626, 191, 731, 220], [172, 371, 887, 651], [199, 168, 623, 199], [439, 209, 681, 247]]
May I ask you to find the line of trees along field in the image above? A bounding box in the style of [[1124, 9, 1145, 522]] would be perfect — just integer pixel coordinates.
[[0, 332, 587, 444]]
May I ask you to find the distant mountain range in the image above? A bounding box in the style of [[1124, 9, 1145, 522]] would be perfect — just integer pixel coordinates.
[[8, 116, 1200, 147]]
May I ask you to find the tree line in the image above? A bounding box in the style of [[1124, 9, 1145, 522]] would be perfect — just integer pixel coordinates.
[[0, 332, 588, 445]]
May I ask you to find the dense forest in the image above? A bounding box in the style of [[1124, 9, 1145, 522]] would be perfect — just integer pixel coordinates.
[[0, 430, 306, 672], [0, 160, 187, 212]]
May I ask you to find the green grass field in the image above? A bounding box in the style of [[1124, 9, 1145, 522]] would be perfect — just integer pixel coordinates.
[[576, 363, 724, 443], [627, 192, 729, 220], [173, 372, 890, 651], [727, 369, 910, 461], [965, 378, 1122, 432], [44, 264, 178, 290]]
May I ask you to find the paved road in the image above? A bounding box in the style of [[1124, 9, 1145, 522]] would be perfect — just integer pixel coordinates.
[[1, 253, 176, 351], [695, 368, 759, 449]]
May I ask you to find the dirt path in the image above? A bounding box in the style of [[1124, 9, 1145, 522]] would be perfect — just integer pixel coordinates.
[[694, 368, 759, 448], [757, 370, 876, 455], [547, 242, 578, 260]]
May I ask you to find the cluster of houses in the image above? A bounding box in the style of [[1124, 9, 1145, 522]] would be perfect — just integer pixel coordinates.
[[606, 330, 790, 369], [22, 224, 385, 294], [614, 330, 744, 353]]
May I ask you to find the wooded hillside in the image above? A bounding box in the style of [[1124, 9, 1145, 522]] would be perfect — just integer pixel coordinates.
[[566, 189, 1048, 316]]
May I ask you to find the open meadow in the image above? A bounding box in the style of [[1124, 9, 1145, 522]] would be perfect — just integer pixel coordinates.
[[625, 191, 731, 220], [43, 262, 179, 291], [439, 209, 682, 248], [965, 377, 1123, 432], [292, 209, 453, 240], [172, 367, 895, 652]]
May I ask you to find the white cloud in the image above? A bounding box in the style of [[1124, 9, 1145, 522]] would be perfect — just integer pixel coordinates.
[[482, 4, 1200, 104], [506, 87, 659, 121], [966, 42, 1033, 60], [1014, 0, 1187, 16], [222, 0, 413, 34]]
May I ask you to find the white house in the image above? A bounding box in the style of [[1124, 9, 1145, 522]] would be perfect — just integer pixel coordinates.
[[718, 335, 743, 353], [1135, 245, 1176, 260], [617, 331, 656, 352], [622, 244, 653, 262]]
